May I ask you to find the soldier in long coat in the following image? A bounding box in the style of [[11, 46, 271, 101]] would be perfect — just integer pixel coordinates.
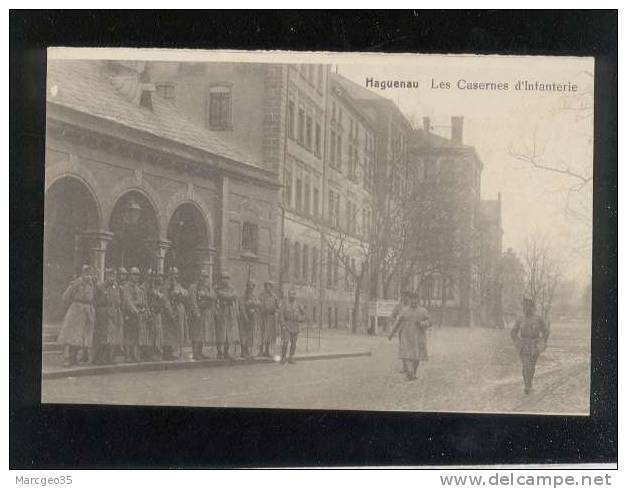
[[278, 289, 305, 364], [58, 264, 96, 367], [93, 268, 123, 365], [258, 281, 280, 357], [139, 269, 158, 361], [121, 267, 146, 363], [388, 293, 430, 381], [114, 267, 128, 361], [511, 297, 550, 394], [188, 269, 216, 360], [163, 267, 188, 360], [238, 281, 260, 359], [146, 273, 168, 359], [214, 271, 239, 360]]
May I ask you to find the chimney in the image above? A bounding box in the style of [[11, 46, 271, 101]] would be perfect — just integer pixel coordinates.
[[451, 116, 464, 144], [138, 68, 155, 111], [423, 117, 431, 133]]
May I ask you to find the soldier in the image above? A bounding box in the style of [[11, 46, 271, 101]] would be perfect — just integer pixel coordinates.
[[388, 292, 430, 381], [164, 267, 188, 360], [511, 297, 550, 394], [139, 269, 158, 361], [258, 281, 280, 357], [214, 271, 239, 360], [114, 267, 128, 361], [188, 269, 216, 360], [58, 264, 96, 367], [146, 273, 168, 360], [121, 267, 146, 363], [278, 289, 305, 364], [238, 280, 260, 359], [93, 268, 123, 365]]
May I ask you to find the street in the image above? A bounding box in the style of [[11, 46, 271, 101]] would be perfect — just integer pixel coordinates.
[[42, 322, 590, 415]]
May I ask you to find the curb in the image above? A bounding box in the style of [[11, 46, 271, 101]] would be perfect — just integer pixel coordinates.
[[42, 351, 372, 380]]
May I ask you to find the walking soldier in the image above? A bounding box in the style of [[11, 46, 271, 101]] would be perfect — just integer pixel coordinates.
[[388, 292, 430, 381], [258, 281, 280, 357], [238, 280, 260, 359], [163, 267, 188, 360], [188, 269, 216, 360], [511, 297, 550, 394], [58, 264, 96, 367], [121, 267, 146, 363], [214, 271, 239, 360], [93, 268, 123, 365], [278, 289, 305, 364]]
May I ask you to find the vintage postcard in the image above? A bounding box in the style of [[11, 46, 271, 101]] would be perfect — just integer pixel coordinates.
[[41, 48, 593, 415]]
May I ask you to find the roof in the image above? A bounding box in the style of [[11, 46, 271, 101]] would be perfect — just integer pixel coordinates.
[[330, 72, 413, 130], [46, 60, 261, 169], [411, 128, 474, 150]]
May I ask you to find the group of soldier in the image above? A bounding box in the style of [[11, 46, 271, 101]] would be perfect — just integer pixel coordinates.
[[57, 264, 307, 368]]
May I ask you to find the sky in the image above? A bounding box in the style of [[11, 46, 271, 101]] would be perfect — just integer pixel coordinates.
[[338, 55, 594, 285]]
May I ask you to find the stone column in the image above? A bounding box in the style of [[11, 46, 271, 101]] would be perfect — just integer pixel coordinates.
[[82, 230, 114, 282], [144, 239, 171, 275], [218, 175, 230, 274]]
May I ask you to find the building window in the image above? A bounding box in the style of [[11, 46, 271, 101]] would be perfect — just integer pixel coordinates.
[[302, 244, 309, 283], [326, 250, 333, 288], [315, 122, 321, 157], [313, 187, 319, 218], [297, 107, 305, 145], [304, 177, 311, 215], [282, 238, 290, 280], [295, 177, 302, 212], [293, 242, 301, 282], [156, 82, 176, 100], [306, 115, 313, 150], [336, 135, 342, 171], [241, 222, 259, 255], [311, 247, 318, 285], [330, 131, 336, 166], [207, 85, 232, 130], [284, 167, 293, 207], [287, 100, 295, 139]]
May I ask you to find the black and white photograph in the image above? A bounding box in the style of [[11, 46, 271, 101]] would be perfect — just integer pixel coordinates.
[[40, 48, 594, 416]]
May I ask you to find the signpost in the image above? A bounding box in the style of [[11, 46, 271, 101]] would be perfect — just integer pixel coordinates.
[[368, 299, 398, 335]]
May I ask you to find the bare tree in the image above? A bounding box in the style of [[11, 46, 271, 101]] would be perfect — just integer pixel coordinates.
[[522, 235, 562, 326]]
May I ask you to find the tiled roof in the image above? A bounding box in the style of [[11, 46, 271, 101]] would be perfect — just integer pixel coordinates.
[[46, 60, 261, 168]]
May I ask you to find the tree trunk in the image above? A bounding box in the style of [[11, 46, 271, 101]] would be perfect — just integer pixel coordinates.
[[351, 277, 362, 334]]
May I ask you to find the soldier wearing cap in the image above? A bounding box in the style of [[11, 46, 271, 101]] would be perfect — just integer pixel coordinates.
[[163, 266, 188, 360], [278, 289, 305, 364], [146, 272, 168, 359], [58, 264, 96, 366], [121, 266, 146, 362], [511, 297, 550, 394], [238, 280, 260, 359], [93, 268, 123, 365], [188, 269, 216, 360], [258, 281, 280, 357], [214, 270, 239, 359], [388, 291, 430, 381]]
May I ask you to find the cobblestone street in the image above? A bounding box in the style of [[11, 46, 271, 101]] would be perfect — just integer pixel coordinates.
[[42, 322, 590, 415]]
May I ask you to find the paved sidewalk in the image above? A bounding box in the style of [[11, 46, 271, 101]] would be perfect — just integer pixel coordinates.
[[42, 326, 377, 379]]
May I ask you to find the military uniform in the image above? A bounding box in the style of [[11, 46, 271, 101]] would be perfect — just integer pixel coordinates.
[[146, 278, 168, 355], [121, 270, 147, 362], [511, 310, 549, 393], [93, 271, 123, 364], [258, 284, 280, 356], [188, 277, 216, 359], [214, 274, 239, 359], [163, 274, 188, 357], [396, 305, 430, 362], [238, 284, 260, 358], [58, 271, 95, 365], [279, 295, 305, 364]]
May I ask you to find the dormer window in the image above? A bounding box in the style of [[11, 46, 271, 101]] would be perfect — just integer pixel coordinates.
[[156, 82, 176, 101], [207, 84, 232, 130]]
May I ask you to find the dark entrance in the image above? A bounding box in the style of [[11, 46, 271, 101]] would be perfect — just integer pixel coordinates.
[[166, 203, 209, 286], [107, 191, 159, 272], [43, 177, 99, 323]]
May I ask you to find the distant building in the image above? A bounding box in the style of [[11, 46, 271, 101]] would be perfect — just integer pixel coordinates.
[[408, 117, 484, 327], [500, 247, 525, 325], [479, 194, 504, 328]]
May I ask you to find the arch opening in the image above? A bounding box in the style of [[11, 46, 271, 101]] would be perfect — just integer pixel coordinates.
[[43, 176, 100, 322], [166, 203, 210, 285]]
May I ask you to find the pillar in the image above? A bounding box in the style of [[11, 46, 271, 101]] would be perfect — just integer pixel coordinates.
[[218, 175, 230, 274], [82, 230, 114, 282], [144, 239, 171, 275]]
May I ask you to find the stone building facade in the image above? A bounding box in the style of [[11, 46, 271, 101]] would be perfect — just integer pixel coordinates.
[[43, 60, 280, 323]]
